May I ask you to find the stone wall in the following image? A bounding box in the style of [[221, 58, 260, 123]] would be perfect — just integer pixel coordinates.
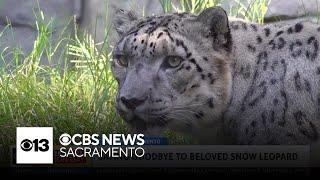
[[266, 0, 320, 21], [0, 0, 80, 66], [1, 0, 320, 66]]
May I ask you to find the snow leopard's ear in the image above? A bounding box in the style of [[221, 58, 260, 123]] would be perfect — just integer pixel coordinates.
[[113, 8, 139, 36], [197, 6, 232, 51]]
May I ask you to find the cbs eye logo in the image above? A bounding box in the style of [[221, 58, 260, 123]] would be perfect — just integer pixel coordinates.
[[59, 133, 71, 146], [20, 139, 50, 152]]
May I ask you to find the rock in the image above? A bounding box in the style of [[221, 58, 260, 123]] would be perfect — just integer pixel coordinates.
[[0, 0, 77, 29], [0, 0, 79, 66], [266, 0, 320, 21], [0, 24, 36, 66]]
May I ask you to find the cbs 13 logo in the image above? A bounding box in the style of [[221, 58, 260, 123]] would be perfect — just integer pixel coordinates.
[[20, 138, 50, 152], [16, 127, 53, 164]]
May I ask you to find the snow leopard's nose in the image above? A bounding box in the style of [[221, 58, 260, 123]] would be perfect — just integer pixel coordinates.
[[120, 97, 146, 110]]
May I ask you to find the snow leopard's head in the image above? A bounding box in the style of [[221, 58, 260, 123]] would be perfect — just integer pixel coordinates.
[[112, 7, 232, 135]]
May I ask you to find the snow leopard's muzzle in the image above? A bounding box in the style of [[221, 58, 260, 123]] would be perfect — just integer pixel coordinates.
[[115, 63, 172, 134]]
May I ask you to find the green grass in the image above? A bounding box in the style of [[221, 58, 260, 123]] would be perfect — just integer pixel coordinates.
[[159, 0, 270, 23], [160, 0, 220, 14], [0, 9, 126, 146], [0, 0, 271, 150]]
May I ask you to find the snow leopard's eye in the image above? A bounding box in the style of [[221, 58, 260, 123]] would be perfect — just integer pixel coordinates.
[[116, 56, 128, 67], [164, 56, 183, 68]]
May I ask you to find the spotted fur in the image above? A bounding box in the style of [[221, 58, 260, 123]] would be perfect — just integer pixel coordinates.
[[112, 7, 320, 145]]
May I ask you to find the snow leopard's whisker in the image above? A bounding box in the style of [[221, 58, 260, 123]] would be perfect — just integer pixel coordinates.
[[167, 112, 195, 125], [168, 109, 202, 122], [170, 102, 207, 109], [170, 106, 205, 113]]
